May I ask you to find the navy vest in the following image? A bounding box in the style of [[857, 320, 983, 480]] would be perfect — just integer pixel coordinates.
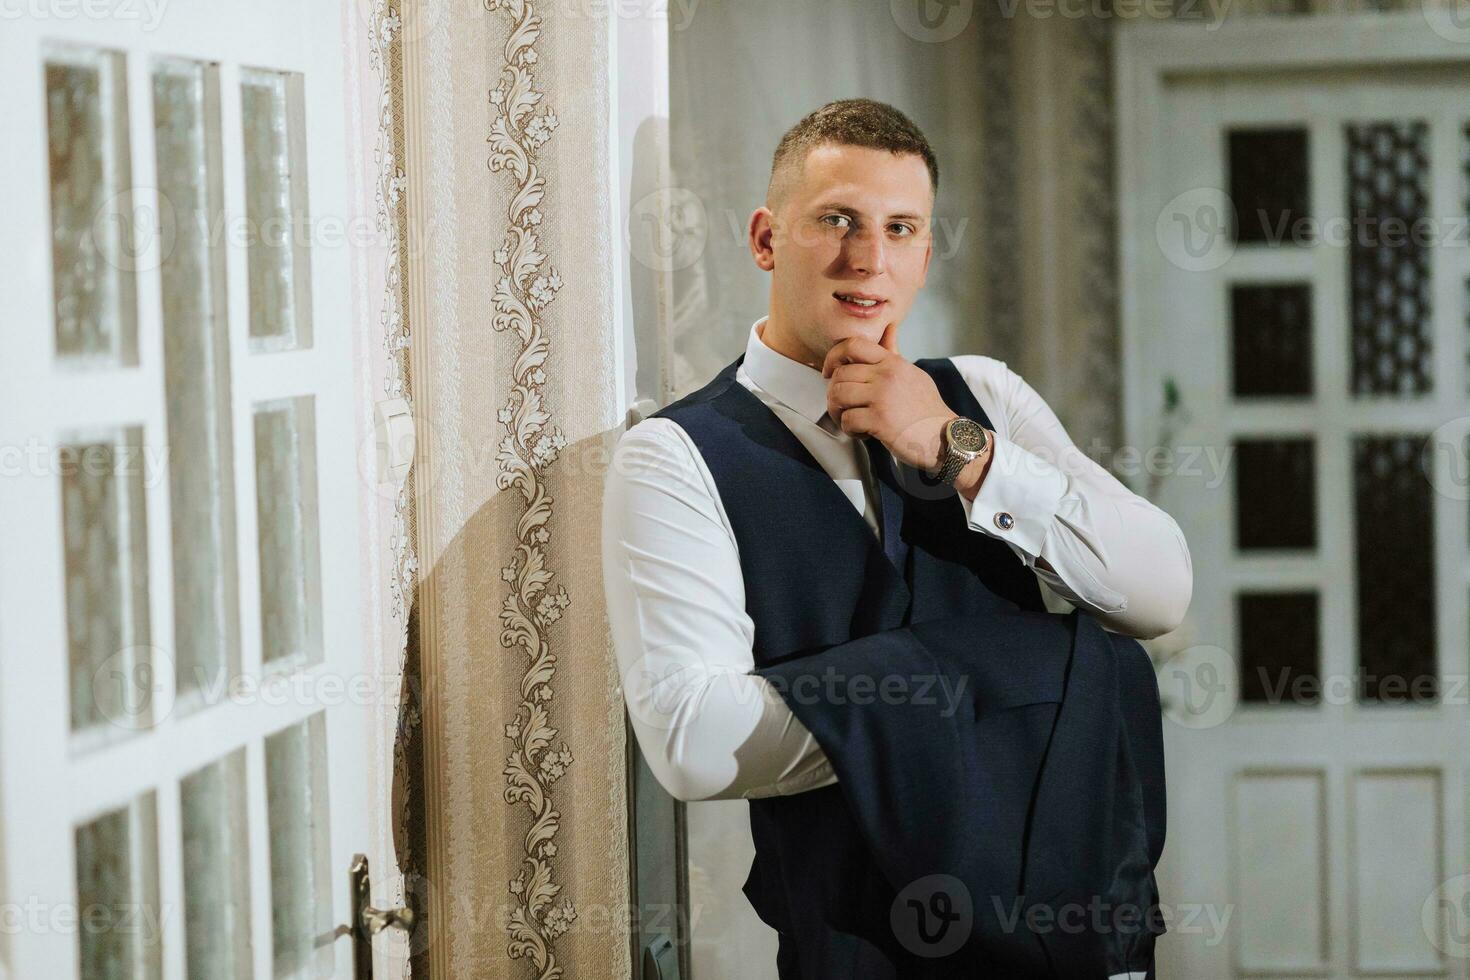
[[650, 354, 1163, 978], [652, 354, 1046, 666]]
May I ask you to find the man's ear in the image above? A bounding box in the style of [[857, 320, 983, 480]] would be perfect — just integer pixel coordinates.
[[749, 207, 776, 271]]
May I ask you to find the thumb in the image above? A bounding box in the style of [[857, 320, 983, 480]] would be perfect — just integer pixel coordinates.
[[879, 321, 899, 356]]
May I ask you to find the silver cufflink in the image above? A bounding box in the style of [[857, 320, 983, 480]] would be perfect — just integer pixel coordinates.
[[994, 512, 1015, 531]]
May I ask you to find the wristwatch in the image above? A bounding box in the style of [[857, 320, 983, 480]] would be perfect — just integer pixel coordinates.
[[934, 416, 990, 486]]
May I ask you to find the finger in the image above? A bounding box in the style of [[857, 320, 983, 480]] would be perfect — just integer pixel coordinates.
[[836, 405, 875, 437], [879, 321, 899, 356], [822, 336, 889, 378], [826, 380, 873, 415], [828, 361, 877, 384]]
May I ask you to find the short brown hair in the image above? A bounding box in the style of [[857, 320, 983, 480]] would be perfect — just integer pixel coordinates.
[[767, 99, 939, 208]]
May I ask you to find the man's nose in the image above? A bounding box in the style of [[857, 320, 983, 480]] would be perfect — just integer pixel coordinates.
[[845, 227, 887, 276]]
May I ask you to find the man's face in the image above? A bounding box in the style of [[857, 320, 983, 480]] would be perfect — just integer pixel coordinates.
[[751, 142, 934, 363]]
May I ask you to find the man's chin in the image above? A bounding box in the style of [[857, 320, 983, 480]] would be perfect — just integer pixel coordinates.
[[828, 321, 889, 345], [793, 313, 897, 364]]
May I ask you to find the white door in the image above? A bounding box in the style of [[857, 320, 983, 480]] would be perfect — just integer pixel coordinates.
[[0, 3, 372, 977], [1121, 20, 1470, 979]]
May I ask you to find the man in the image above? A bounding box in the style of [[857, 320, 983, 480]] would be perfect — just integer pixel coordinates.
[[602, 99, 1192, 978]]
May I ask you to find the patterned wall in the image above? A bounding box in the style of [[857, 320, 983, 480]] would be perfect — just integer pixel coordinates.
[[388, 0, 632, 977]]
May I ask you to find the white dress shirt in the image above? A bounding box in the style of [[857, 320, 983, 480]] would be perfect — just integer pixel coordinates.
[[602, 317, 1192, 808]]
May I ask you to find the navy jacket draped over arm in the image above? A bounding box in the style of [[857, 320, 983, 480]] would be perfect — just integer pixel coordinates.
[[750, 607, 1167, 978]]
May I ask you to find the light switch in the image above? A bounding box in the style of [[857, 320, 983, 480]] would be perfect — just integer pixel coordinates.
[[374, 396, 415, 486], [627, 397, 659, 428]]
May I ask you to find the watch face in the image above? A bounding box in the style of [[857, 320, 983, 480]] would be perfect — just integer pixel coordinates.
[[948, 418, 987, 453]]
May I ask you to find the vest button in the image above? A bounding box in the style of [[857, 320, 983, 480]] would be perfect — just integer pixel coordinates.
[[994, 511, 1015, 531]]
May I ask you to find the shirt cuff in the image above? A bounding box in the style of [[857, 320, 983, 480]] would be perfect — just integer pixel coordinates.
[[960, 433, 1067, 562]]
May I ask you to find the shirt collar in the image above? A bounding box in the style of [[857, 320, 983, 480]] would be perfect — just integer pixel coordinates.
[[742, 316, 831, 427]]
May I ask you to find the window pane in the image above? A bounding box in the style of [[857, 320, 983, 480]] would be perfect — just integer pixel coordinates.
[[181, 752, 252, 980], [45, 47, 138, 366], [1231, 283, 1314, 397], [1234, 438, 1317, 551], [266, 714, 333, 979], [60, 430, 153, 736], [1238, 591, 1320, 705], [1347, 120, 1431, 397], [241, 68, 312, 351], [75, 796, 161, 980], [254, 397, 322, 667], [153, 58, 240, 705], [1354, 434, 1436, 702], [1228, 127, 1310, 245]]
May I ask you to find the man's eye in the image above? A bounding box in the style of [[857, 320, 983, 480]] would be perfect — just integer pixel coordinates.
[[889, 223, 914, 237], [821, 214, 851, 230]]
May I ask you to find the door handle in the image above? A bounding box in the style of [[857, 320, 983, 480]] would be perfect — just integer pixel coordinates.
[[642, 933, 680, 980], [346, 853, 417, 980]]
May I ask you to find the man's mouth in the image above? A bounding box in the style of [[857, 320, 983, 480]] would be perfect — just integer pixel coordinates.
[[834, 292, 887, 316]]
